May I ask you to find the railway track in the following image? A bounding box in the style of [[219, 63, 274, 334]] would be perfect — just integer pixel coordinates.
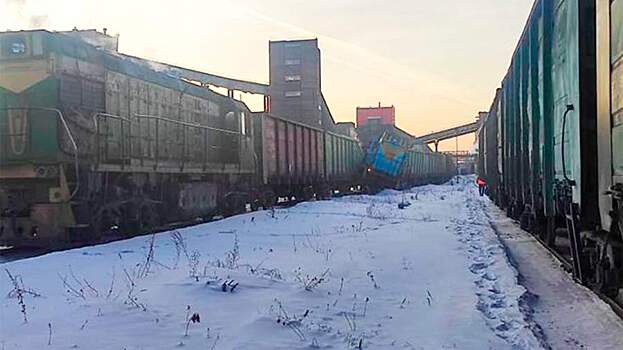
[[0, 197, 316, 263], [526, 230, 623, 320]]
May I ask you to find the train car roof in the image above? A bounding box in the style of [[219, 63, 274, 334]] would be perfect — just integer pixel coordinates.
[[0, 29, 252, 112]]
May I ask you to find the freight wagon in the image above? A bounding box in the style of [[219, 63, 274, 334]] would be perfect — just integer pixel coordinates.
[[365, 131, 455, 190], [253, 112, 364, 203], [400, 149, 456, 187], [0, 29, 363, 248], [477, 0, 623, 306]]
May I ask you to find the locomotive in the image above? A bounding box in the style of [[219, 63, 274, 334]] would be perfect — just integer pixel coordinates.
[[0, 29, 454, 249], [477, 0, 623, 306]]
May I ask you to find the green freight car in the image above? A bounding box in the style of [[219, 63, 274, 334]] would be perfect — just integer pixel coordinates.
[[477, 0, 623, 305], [400, 149, 455, 187]]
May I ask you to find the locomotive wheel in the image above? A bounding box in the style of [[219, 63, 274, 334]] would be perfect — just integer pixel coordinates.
[[519, 207, 532, 231], [139, 204, 159, 232], [92, 203, 123, 239], [545, 216, 556, 247], [262, 190, 277, 209], [250, 198, 262, 211], [317, 184, 331, 200], [222, 199, 239, 216], [97, 208, 114, 238], [302, 186, 314, 201], [221, 192, 248, 216], [616, 201, 623, 240]]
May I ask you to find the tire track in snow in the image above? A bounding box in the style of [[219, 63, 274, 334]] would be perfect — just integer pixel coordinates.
[[450, 178, 547, 350]]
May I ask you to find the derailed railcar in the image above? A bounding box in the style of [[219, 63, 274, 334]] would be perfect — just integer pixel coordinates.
[[364, 132, 408, 189], [365, 131, 456, 190], [480, 0, 623, 304]]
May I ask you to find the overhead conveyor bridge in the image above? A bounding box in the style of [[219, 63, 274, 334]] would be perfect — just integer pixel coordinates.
[[415, 120, 482, 152], [119, 53, 270, 100]]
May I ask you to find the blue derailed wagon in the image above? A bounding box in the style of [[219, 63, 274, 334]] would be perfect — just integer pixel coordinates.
[[365, 132, 407, 179], [365, 132, 455, 190]]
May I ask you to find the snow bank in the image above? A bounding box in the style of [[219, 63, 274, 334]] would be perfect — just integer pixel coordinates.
[[0, 177, 543, 349]]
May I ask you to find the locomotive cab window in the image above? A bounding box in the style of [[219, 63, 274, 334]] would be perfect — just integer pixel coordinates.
[[240, 112, 246, 135], [1, 36, 28, 58], [225, 111, 237, 131]]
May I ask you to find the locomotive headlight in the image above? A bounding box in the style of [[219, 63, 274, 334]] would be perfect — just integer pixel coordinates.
[[30, 226, 39, 238]]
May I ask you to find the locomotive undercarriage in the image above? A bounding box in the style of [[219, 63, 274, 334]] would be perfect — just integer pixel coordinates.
[[0, 162, 264, 248]]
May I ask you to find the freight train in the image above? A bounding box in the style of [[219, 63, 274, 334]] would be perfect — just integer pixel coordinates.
[[476, 0, 623, 307], [0, 29, 454, 248]]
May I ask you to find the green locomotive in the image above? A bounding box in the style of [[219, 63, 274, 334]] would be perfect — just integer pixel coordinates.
[[0, 29, 262, 247], [477, 0, 623, 305]]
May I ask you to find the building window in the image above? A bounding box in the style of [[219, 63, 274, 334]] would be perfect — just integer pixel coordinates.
[[367, 118, 381, 125], [285, 59, 301, 65], [285, 42, 301, 48], [285, 91, 302, 97], [284, 75, 301, 81]]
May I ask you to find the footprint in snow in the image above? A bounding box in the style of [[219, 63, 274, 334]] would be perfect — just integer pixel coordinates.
[[483, 271, 497, 281], [469, 262, 489, 273]]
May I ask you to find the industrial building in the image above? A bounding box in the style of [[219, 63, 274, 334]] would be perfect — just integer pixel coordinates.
[[268, 39, 336, 131], [356, 103, 396, 127]]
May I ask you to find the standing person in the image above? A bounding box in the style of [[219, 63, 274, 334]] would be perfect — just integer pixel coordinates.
[[476, 177, 486, 196]]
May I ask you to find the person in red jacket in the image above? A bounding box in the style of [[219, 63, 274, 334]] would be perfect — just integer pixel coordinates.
[[476, 177, 486, 196]]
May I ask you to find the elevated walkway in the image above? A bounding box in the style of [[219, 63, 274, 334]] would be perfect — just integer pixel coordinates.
[[415, 121, 480, 151], [118, 53, 270, 96]]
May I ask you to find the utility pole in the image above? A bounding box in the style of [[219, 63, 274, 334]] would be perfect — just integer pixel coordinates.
[[455, 136, 459, 175]]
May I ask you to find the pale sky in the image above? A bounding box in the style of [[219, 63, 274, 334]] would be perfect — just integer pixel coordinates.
[[1, 0, 534, 151]]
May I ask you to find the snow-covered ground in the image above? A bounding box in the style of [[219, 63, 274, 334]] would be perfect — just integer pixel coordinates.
[[0, 177, 614, 349], [487, 202, 623, 350]]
